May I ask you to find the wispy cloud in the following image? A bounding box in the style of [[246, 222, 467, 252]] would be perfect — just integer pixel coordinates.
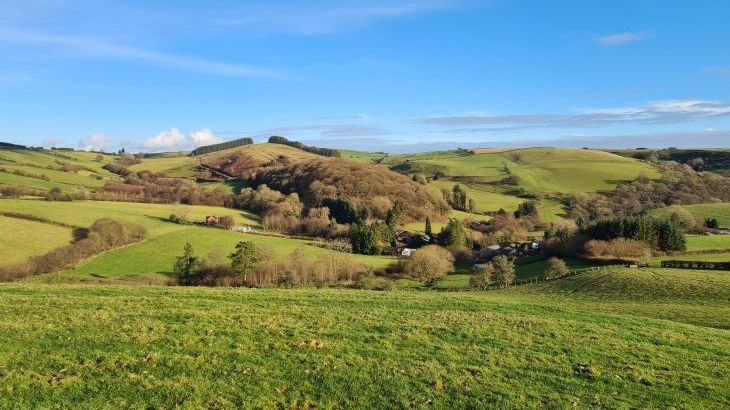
[[702, 66, 730, 76], [410, 100, 730, 132], [597, 32, 646, 46], [262, 123, 392, 139], [0, 28, 288, 79], [217, 0, 457, 35]]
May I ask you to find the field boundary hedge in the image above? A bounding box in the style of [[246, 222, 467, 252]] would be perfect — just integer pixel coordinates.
[[661, 260, 730, 270]]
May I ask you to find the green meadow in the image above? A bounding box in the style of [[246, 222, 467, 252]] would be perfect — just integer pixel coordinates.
[[680, 203, 730, 228], [0, 266, 728, 408], [0, 215, 74, 264], [0, 148, 119, 192], [0, 199, 395, 282]]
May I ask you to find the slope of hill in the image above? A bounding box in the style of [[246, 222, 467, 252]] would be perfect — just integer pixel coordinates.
[[128, 143, 321, 178], [0, 275, 727, 408], [0, 148, 119, 192], [377, 147, 659, 221], [0, 199, 394, 283]]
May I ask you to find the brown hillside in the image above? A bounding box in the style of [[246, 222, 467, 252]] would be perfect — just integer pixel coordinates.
[[253, 158, 449, 220]]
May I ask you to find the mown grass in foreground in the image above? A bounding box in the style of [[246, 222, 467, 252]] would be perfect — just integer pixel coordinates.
[[0, 267, 728, 408]]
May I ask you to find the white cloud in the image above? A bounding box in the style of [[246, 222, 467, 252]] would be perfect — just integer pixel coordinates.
[[0, 27, 288, 79], [79, 133, 114, 151], [42, 136, 62, 147], [143, 128, 187, 149], [189, 128, 221, 147], [411, 99, 730, 131], [597, 32, 646, 46]]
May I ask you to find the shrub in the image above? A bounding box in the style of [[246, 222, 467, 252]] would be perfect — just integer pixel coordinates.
[[490, 255, 515, 288], [514, 201, 539, 219], [275, 270, 299, 288], [705, 218, 720, 229], [543, 257, 568, 280], [469, 265, 492, 290], [174, 242, 201, 285], [168, 213, 190, 224], [438, 218, 468, 249], [401, 245, 454, 282], [229, 241, 262, 279], [350, 221, 392, 255], [584, 238, 652, 260], [216, 215, 235, 230]]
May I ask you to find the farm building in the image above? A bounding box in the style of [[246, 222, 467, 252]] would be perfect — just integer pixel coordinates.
[[205, 215, 219, 226]]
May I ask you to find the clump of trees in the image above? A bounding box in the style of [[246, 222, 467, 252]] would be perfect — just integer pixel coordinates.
[[175, 242, 372, 288], [441, 184, 475, 212], [469, 255, 515, 289], [399, 245, 454, 283], [705, 218, 720, 229], [268, 136, 341, 157], [190, 137, 253, 156], [0, 219, 147, 281], [585, 215, 686, 252], [252, 158, 448, 222], [584, 238, 652, 263], [350, 221, 392, 255], [570, 163, 730, 225]]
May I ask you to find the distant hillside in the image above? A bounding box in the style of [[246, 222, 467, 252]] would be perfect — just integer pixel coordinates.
[[609, 148, 730, 176], [0, 147, 119, 192], [253, 157, 449, 220], [375, 147, 659, 221]]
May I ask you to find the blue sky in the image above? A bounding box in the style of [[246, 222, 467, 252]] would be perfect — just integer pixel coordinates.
[[1, 0, 728, 152]]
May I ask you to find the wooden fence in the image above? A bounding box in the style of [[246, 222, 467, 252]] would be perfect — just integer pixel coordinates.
[[660, 260, 730, 270]]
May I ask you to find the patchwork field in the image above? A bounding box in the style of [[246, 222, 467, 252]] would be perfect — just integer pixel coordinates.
[[375, 148, 658, 224], [0, 199, 395, 283], [0, 215, 74, 263], [0, 266, 727, 408], [680, 203, 730, 228], [0, 148, 119, 192]]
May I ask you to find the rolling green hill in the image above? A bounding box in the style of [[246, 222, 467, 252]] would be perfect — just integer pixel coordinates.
[[1, 266, 728, 408], [377, 147, 659, 223], [0, 148, 119, 192], [0, 199, 395, 283]]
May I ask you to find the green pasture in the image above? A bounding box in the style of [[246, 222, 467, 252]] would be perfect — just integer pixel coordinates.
[[0, 215, 74, 263], [1, 265, 728, 408], [680, 203, 730, 228]]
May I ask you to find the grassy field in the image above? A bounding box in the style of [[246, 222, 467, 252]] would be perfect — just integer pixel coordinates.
[[0, 148, 119, 192], [0, 215, 74, 263], [686, 234, 730, 251], [0, 199, 395, 281], [681, 203, 730, 228], [0, 266, 728, 408], [378, 148, 656, 225]]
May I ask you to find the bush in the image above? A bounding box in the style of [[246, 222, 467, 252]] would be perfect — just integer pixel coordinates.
[[401, 245, 454, 282], [438, 218, 468, 249], [275, 270, 299, 288], [584, 238, 652, 261], [469, 265, 491, 290], [543, 257, 568, 280], [174, 242, 201, 285], [350, 221, 392, 255], [216, 215, 235, 230], [490, 255, 515, 288]]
